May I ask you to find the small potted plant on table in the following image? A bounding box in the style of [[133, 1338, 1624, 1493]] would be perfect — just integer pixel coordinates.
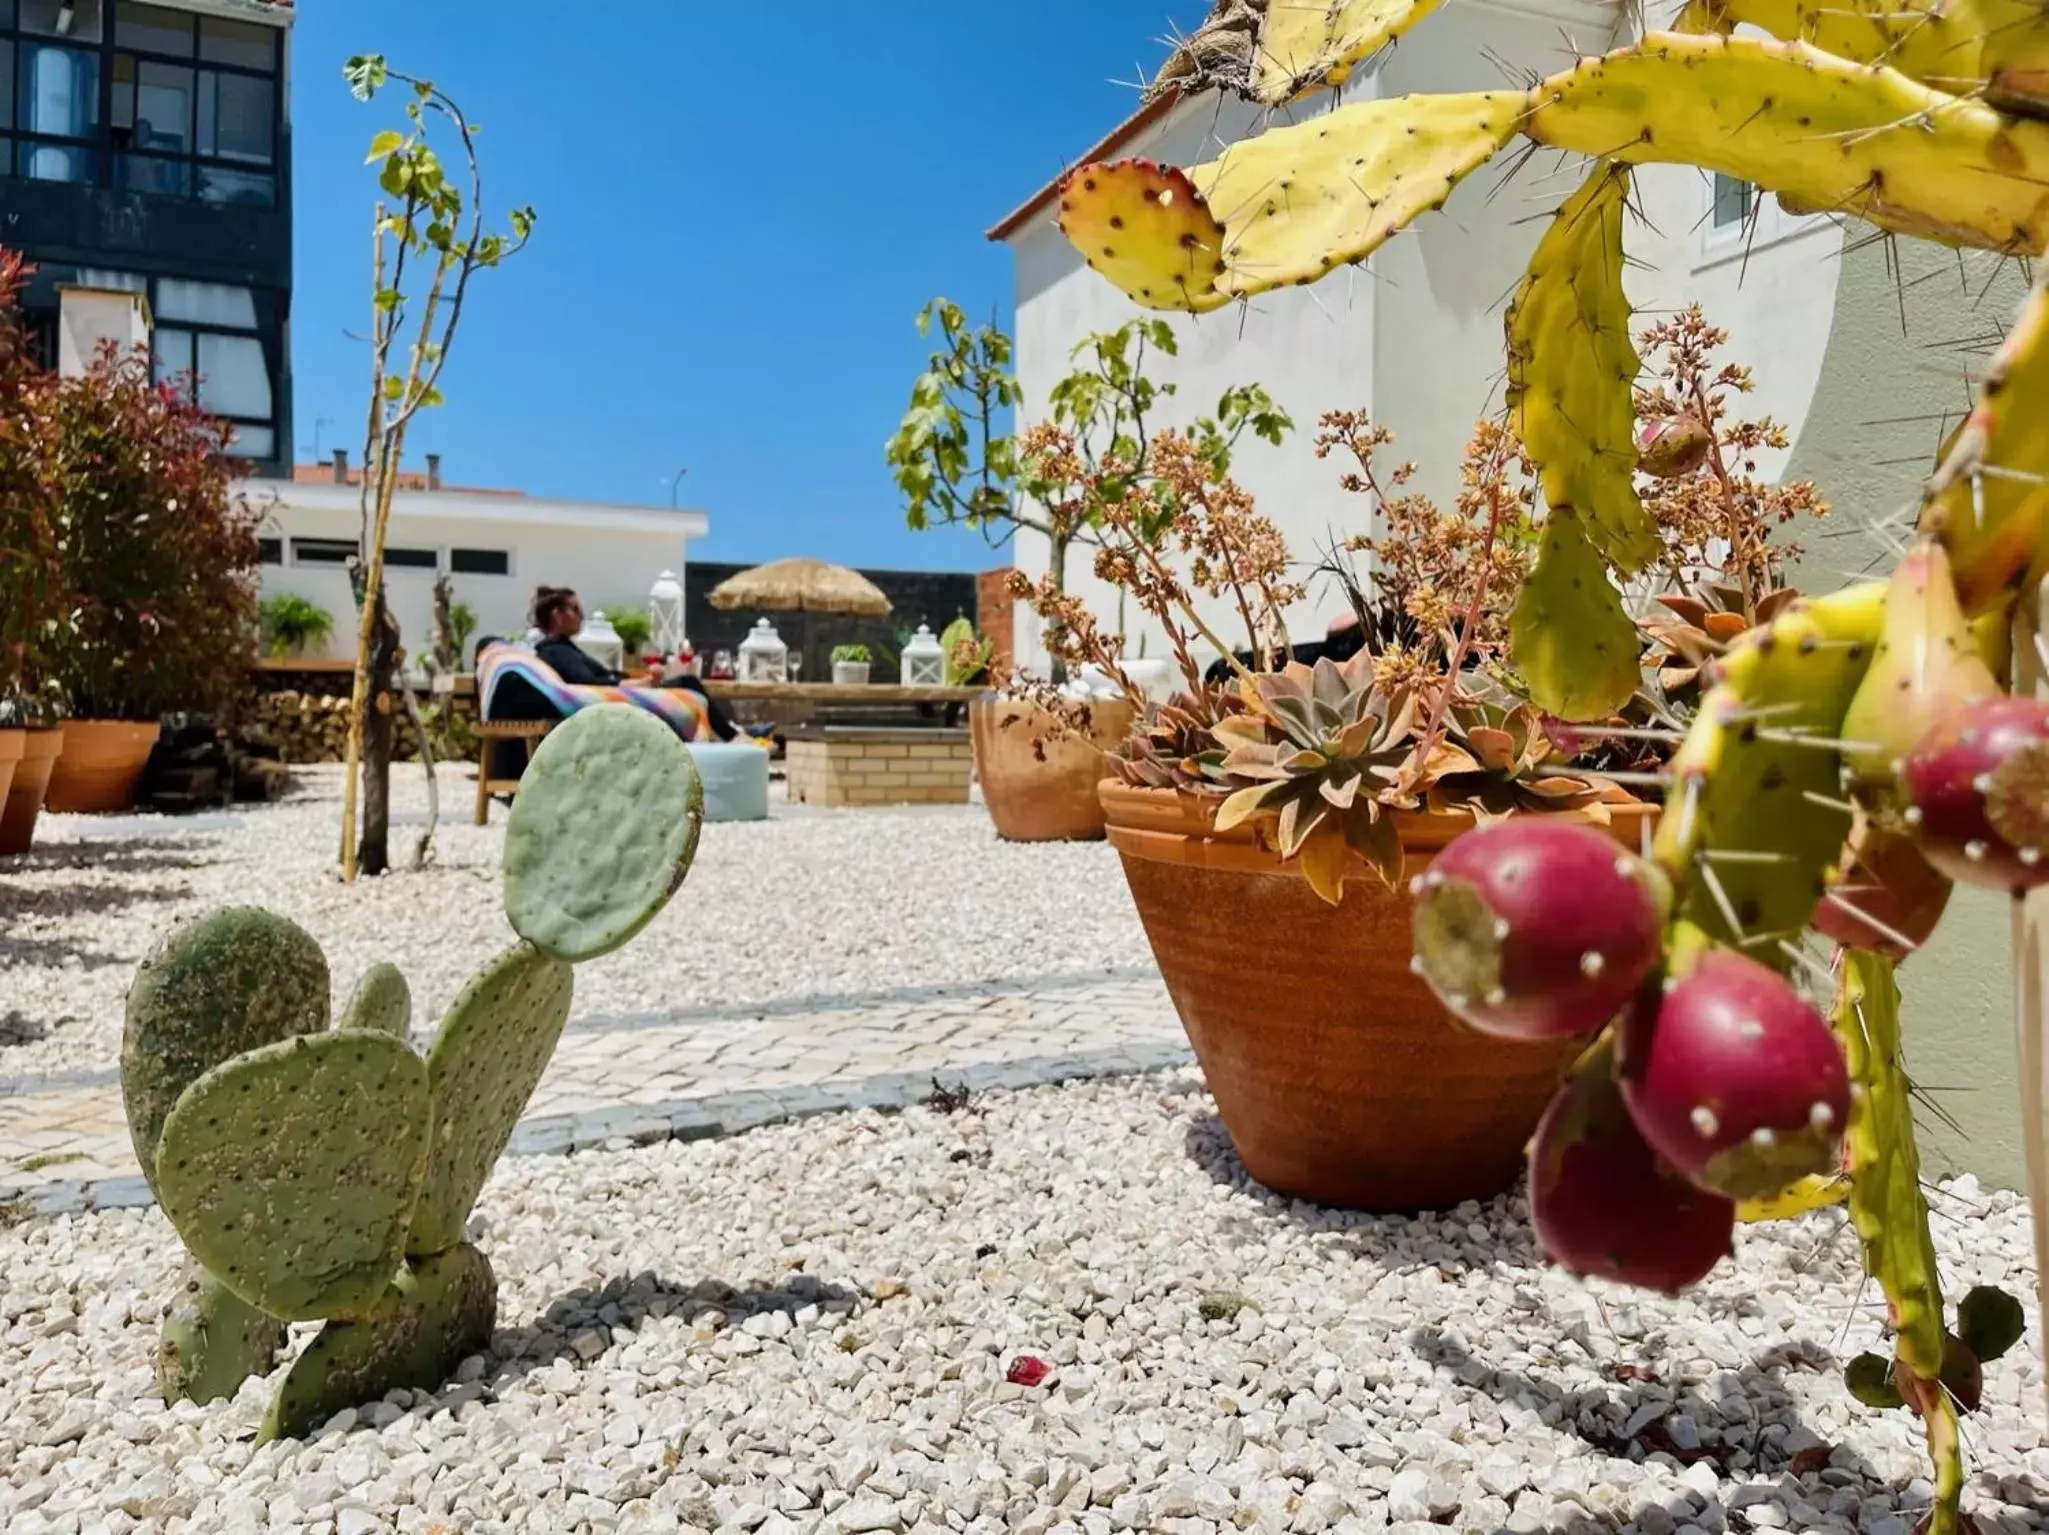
[[830, 644, 873, 686]]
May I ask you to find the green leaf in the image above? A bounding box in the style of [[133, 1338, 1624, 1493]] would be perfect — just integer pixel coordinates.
[[373, 288, 401, 313], [383, 375, 404, 402], [365, 129, 404, 163], [344, 54, 388, 102]]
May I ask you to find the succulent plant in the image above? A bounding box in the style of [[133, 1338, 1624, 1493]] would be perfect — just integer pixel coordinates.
[[1109, 690, 1236, 794], [1212, 654, 1421, 900], [1426, 697, 1610, 820], [120, 703, 705, 1440], [1638, 585, 1802, 700]]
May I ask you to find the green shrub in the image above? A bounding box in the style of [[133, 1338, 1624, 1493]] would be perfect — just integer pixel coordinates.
[[831, 644, 871, 664], [259, 594, 335, 660]]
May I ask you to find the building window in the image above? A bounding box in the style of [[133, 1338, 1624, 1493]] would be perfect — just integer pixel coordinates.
[[150, 276, 277, 463], [450, 548, 510, 576], [1711, 174, 1753, 231], [1, 0, 280, 205], [385, 547, 438, 570], [257, 536, 281, 565], [290, 539, 438, 570]]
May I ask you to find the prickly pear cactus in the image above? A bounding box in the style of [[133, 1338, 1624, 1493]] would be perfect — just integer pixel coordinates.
[[121, 906, 330, 1196], [154, 1031, 432, 1322], [339, 961, 412, 1038], [122, 703, 706, 1435], [503, 703, 704, 961], [408, 942, 574, 1257], [261, 1242, 496, 1444]]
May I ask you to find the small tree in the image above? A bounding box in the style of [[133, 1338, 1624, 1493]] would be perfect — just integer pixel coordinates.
[[887, 300, 1288, 679], [338, 55, 533, 880]]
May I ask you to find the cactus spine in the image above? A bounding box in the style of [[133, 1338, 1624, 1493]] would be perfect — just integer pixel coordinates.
[[120, 704, 705, 1439]]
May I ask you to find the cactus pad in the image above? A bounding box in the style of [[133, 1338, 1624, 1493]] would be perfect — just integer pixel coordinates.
[[260, 1242, 496, 1443], [409, 942, 574, 1257], [1921, 264, 2049, 616], [1508, 515, 1643, 721], [122, 906, 330, 1197], [338, 961, 412, 1039], [155, 1031, 430, 1322], [1251, 0, 1446, 104], [1056, 161, 1231, 314], [1653, 582, 1886, 957], [503, 704, 704, 962], [155, 1258, 287, 1406], [1189, 92, 1525, 300], [1527, 33, 2049, 254], [1505, 161, 1657, 576], [1696, 0, 2049, 118]]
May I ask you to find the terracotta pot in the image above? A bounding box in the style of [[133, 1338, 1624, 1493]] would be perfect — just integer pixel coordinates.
[[972, 697, 1135, 843], [0, 727, 63, 855], [0, 730, 22, 839], [1102, 781, 1656, 1211], [43, 720, 162, 815]]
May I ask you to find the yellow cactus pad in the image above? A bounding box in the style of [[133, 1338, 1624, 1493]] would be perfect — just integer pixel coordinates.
[[1252, 0, 1445, 105], [1507, 515, 1643, 721], [1187, 91, 1526, 299], [1921, 263, 2049, 615], [1653, 581, 1886, 958], [1699, 0, 2049, 118], [1505, 162, 1657, 575], [1737, 1170, 1849, 1222], [1056, 161, 1232, 314], [1526, 33, 2049, 253]]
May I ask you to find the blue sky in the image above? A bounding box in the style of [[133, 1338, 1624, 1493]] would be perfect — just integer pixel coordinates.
[[288, 1, 1212, 572]]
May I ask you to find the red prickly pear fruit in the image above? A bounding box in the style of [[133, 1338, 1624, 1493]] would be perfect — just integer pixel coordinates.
[[1812, 820, 1953, 961], [1618, 949, 1851, 1202], [1900, 693, 2049, 894], [1410, 820, 1667, 1042], [1528, 1041, 1735, 1294], [1635, 413, 1713, 479]]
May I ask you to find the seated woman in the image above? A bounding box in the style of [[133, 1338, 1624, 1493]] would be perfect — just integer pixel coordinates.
[[529, 586, 753, 743]]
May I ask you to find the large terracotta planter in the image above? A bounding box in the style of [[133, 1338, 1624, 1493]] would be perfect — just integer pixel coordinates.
[[0, 730, 23, 838], [0, 727, 63, 855], [1102, 780, 1656, 1211], [972, 697, 1136, 842], [43, 720, 161, 815]]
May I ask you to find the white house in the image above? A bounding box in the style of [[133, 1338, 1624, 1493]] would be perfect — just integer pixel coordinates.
[[987, 0, 2028, 1190], [988, 0, 1853, 668], [246, 455, 709, 662]]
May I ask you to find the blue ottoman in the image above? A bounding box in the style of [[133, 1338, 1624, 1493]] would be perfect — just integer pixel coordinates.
[[685, 740, 771, 823]]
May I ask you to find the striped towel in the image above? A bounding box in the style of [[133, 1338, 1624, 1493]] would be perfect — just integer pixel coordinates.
[[477, 643, 712, 741]]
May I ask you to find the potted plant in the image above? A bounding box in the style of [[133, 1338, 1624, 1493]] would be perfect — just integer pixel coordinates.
[[830, 644, 873, 686], [28, 333, 262, 815], [0, 248, 63, 853], [258, 593, 336, 660], [1024, 348, 1819, 1210], [602, 606, 653, 661], [890, 306, 1289, 841]]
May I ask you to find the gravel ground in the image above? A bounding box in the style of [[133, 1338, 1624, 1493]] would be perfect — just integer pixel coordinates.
[[0, 766, 1153, 1080], [3, 1071, 2046, 1535]]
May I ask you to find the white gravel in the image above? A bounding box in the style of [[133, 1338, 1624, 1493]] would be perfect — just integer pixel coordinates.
[[0, 766, 1153, 1080], [4, 1071, 2047, 1535]]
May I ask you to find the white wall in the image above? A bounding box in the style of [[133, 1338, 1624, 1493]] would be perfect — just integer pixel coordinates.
[[249, 487, 697, 665], [1005, 0, 1647, 674]]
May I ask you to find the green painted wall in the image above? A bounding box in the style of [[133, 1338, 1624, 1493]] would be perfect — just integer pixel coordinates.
[[1782, 235, 2027, 1189]]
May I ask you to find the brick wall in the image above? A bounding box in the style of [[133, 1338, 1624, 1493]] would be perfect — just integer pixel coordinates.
[[977, 566, 1016, 676], [785, 730, 974, 807]]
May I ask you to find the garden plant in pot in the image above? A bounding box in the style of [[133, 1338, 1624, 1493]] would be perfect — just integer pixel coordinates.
[[1015, 312, 1824, 1212], [0, 247, 61, 854], [5, 259, 263, 817], [889, 303, 1288, 842], [830, 644, 872, 686]]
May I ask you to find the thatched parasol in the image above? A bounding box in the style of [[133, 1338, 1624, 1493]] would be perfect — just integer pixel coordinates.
[[709, 558, 892, 675], [709, 558, 892, 616]]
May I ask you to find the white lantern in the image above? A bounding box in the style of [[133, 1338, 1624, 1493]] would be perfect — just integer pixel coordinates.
[[578, 611, 625, 672], [738, 617, 789, 683], [649, 569, 686, 657], [901, 622, 946, 686]]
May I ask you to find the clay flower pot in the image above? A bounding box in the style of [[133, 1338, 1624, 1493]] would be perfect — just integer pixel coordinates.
[[1101, 780, 1656, 1211], [972, 697, 1135, 843], [0, 729, 23, 836], [43, 720, 162, 815], [0, 727, 64, 855]]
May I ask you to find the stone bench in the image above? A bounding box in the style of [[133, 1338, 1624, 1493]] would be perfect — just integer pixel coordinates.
[[784, 727, 973, 808]]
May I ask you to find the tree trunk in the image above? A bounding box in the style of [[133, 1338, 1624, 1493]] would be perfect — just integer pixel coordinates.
[[356, 591, 402, 877], [1046, 526, 1071, 687]]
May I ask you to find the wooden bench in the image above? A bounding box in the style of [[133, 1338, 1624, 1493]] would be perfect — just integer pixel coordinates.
[[473, 720, 553, 825]]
